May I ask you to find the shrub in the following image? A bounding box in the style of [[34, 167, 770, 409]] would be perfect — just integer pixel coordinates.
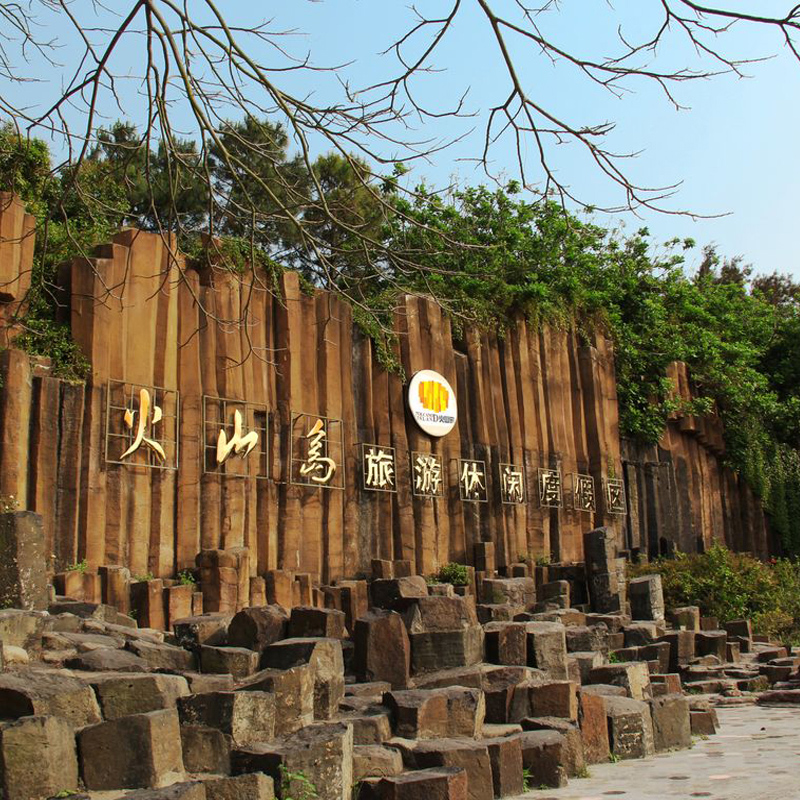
[[437, 562, 469, 586], [630, 543, 800, 643]]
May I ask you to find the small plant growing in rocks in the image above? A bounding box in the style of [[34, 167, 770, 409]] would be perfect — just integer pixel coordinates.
[[177, 570, 196, 587], [280, 764, 318, 800], [437, 562, 469, 586], [65, 559, 88, 573]]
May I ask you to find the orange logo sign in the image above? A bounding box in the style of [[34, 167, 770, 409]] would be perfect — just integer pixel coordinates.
[[418, 380, 449, 414]]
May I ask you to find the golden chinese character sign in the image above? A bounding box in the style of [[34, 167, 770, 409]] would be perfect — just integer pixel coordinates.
[[203, 396, 268, 478], [571, 473, 596, 512], [361, 444, 397, 493], [459, 459, 488, 502], [499, 463, 525, 505], [538, 468, 563, 508], [604, 478, 627, 515], [290, 413, 345, 489], [105, 381, 179, 469], [411, 452, 445, 498]]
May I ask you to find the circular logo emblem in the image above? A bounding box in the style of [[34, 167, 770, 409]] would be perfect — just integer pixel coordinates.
[[408, 370, 457, 437]]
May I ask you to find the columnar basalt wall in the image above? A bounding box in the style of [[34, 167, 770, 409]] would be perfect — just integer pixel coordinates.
[[0, 210, 773, 581], [622, 362, 774, 560]]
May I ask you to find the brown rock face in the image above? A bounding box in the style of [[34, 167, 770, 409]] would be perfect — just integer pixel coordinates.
[[649, 693, 691, 752], [289, 607, 346, 639], [409, 739, 494, 800], [360, 767, 468, 800], [178, 691, 275, 746], [227, 606, 289, 651], [354, 609, 411, 689], [0, 715, 79, 800], [0, 512, 48, 611], [483, 736, 524, 798], [232, 721, 353, 800], [261, 637, 345, 720], [0, 668, 102, 727], [237, 665, 314, 734], [91, 673, 191, 719], [78, 708, 185, 790], [577, 690, 610, 765]]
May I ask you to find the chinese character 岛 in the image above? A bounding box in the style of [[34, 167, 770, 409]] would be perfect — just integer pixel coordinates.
[[573, 474, 595, 512], [121, 388, 166, 462], [539, 468, 562, 508], [216, 409, 259, 465], [364, 446, 395, 490], [299, 419, 337, 484], [501, 465, 525, 504], [460, 460, 486, 501]]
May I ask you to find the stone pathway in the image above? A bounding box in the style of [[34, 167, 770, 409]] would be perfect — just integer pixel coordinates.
[[520, 706, 800, 800]]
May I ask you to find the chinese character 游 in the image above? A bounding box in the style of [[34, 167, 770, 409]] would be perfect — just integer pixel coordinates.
[[414, 454, 443, 496]]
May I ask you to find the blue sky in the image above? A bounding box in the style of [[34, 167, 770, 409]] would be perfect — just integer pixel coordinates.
[[5, 1, 800, 278]]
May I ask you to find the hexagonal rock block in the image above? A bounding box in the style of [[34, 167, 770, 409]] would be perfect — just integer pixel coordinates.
[[628, 575, 665, 621], [78, 708, 185, 790], [519, 717, 585, 777], [484, 622, 527, 667], [178, 691, 275, 746], [694, 631, 728, 662], [353, 745, 405, 781], [525, 622, 568, 679], [204, 773, 276, 800], [577, 690, 610, 765], [346, 710, 393, 745], [668, 606, 700, 631], [227, 606, 289, 652], [122, 783, 207, 799], [569, 651, 604, 684], [232, 721, 353, 800], [516, 730, 568, 789], [180, 724, 231, 775], [658, 631, 696, 672], [603, 696, 655, 760], [90, 673, 191, 720], [441, 686, 486, 738], [527, 680, 578, 721], [649, 693, 691, 752], [0, 668, 102, 727], [354, 609, 411, 689], [0, 714, 78, 800], [360, 767, 468, 800], [173, 614, 232, 649], [482, 735, 524, 798], [622, 622, 664, 647], [201, 645, 260, 680], [370, 577, 430, 610], [238, 665, 314, 734], [288, 607, 346, 639], [481, 668, 534, 724], [383, 690, 448, 739], [589, 662, 651, 701], [400, 596, 484, 675], [481, 578, 536, 608], [65, 647, 150, 672], [406, 739, 493, 800], [127, 639, 196, 672], [261, 637, 345, 720], [565, 624, 609, 654], [690, 710, 717, 735]]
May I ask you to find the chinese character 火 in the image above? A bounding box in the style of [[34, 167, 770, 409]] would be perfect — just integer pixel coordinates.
[[299, 419, 337, 484], [539, 468, 562, 508], [216, 409, 259, 465], [121, 388, 166, 462], [364, 446, 395, 490], [501, 465, 525, 504], [414, 453, 443, 496]]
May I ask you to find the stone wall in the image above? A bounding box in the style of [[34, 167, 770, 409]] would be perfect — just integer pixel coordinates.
[[0, 200, 773, 582], [622, 362, 774, 560]]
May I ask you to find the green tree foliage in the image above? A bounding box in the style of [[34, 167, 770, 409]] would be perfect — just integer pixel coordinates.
[[630, 544, 800, 644], [2, 127, 800, 553]]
